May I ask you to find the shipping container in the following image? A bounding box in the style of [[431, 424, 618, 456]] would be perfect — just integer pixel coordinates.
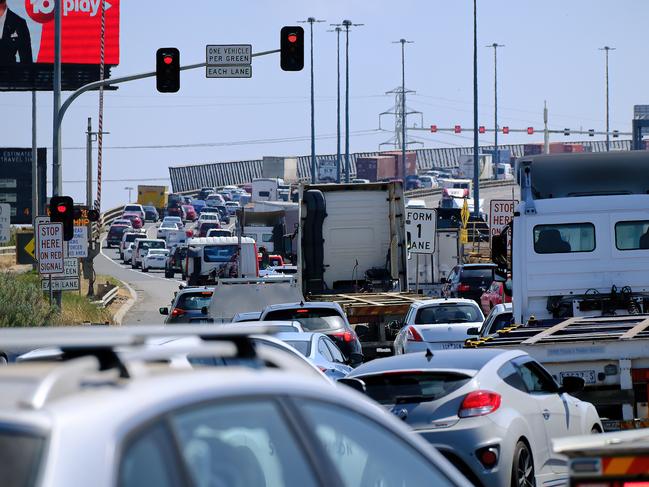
[[381, 151, 417, 178], [261, 156, 298, 182], [356, 156, 398, 181], [523, 143, 544, 156]]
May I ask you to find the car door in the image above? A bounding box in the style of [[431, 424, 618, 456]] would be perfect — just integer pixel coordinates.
[[323, 337, 352, 377], [513, 357, 570, 474]]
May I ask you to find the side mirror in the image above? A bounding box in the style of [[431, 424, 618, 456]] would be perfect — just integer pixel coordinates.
[[201, 306, 209, 315], [560, 376, 585, 394], [347, 352, 364, 368], [467, 327, 480, 336], [337, 377, 366, 393], [354, 324, 370, 340], [159, 307, 169, 315]]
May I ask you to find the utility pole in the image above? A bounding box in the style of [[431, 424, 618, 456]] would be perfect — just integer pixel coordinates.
[[329, 25, 343, 183], [392, 39, 413, 184], [543, 101, 550, 154], [124, 187, 134, 202], [342, 20, 363, 182], [31, 91, 37, 220], [599, 46, 615, 151], [52, 0, 62, 198], [299, 17, 326, 183], [472, 0, 480, 218], [486, 43, 504, 166], [86, 119, 95, 297]]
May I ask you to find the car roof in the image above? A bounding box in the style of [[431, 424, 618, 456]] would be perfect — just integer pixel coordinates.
[[459, 263, 497, 269], [409, 297, 481, 310], [263, 301, 342, 312], [349, 349, 522, 377]]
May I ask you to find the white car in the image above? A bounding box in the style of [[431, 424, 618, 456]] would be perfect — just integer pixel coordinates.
[[156, 221, 181, 240], [123, 242, 135, 264], [394, 298, 484, 354], [123, 203, 145, 222], [197, 212, 220, 223], [161, 216, 183, 228], [142, 248, 170, 272]]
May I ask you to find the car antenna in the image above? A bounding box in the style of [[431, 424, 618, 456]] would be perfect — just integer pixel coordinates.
[[425, 348, 434, 360], [299, 300, 304, 306]]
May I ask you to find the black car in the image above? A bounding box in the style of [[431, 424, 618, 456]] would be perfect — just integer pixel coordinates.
[[197, 187, 215, 201], [142, 205, 159, 222], [443, 263, 497, 303], [106, 224, 130, 248], [165, 246, 187, 278], [166, 205, 183, 218], [260, 303, 364, 366]]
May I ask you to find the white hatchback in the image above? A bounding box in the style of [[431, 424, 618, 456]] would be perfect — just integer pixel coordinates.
[[394, 298, 484, 354]]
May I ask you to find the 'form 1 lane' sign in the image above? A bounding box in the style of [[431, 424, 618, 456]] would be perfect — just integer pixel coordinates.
[[405, 208, 437, 254]]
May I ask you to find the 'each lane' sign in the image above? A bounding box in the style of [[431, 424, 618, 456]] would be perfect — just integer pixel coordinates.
[[405, 208, 437, 254]]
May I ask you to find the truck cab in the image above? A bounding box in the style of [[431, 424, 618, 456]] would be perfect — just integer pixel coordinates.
[[185, 236, 258, 285], [493, 152, 649, 324]]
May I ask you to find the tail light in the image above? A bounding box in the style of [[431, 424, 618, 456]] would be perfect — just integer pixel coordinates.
[[332, 331, 356, 342], [458, 283, 471, 292], [458, 390, 501, 418], [170, 308, 185, 317], [406, 326, 423, 342]]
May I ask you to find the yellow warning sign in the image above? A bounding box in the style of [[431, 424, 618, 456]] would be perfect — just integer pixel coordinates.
[[460, 228, 468, 244], [461, 198, 470, 228], [24, 237, 35, 259]]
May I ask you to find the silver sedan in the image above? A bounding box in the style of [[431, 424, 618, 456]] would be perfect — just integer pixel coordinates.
[[347, 348, 602, 487]]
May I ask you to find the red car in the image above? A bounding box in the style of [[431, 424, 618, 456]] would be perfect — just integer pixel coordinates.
[[182, 204, 197, 221], [480, 280, 512, 314], [121, 212, 143, 229]]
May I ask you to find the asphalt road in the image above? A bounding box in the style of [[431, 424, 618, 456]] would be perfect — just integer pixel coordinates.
[[423, 180, 520, 209]]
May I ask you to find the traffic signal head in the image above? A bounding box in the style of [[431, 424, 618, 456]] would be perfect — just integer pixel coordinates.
[[156, 48, 180, 93], [454, 125, 461, 134], [527, 127, 534, 135], [430, 124, 437, 133], [50, 196, 74, 241], [280, 26, 304, 71], [478, 126, 486, 134], [502, 126, 509, 134]]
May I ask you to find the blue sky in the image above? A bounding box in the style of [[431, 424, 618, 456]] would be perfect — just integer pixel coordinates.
[[1, 0, 647, 209]]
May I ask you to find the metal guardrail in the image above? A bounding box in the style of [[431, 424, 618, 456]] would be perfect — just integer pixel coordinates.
[[92, 285, 119, 308], [0, 246, 16, 256]]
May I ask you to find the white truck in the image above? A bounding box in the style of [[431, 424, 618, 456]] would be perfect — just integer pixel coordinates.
[[261, 156, 298, 182], [251, 178, 283, 202], [456, 153, 494, 180], [473, 151, 649, 429]]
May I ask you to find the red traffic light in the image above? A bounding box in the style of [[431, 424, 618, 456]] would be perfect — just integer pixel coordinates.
[[527, 127, 534, 135], [502, 126, 510, 134], [288, 34, 298, 43], [56, 204, 67, 213], [454, 125, 461, 134], [430, 124, 437, 133], [478, 126, 486, 134], [163, 56, 173, 65]]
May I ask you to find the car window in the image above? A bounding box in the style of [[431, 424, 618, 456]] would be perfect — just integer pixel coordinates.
[[263, 308, 347, 332], [615, 220, 649, 250], [487, 312, 513, 334], [118, 422, 185, 487], [284, 339, 311, 356], [324, 338, 345, 363], [176, 291, 213, 310], [203, 245, 237, 263], [533, 223, 595, 254], [169, 400, 318, 487], [515, 359, 558, 394], [415, 303, 482, 324], [299, 400, 456, 487], [359, 372, 471, 405], [318, 338, 334, 362], [0, 428, 46, 487], [497, 361, 528, 393], [460, 268, 494, 280]]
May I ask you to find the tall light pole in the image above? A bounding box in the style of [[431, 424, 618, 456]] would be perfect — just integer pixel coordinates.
[[342, 20, 363, 183], [472, 0, 480, 217], [599, 46, 615, 151], [392, 39, 413, 184], [486, 43, 504, 166], [124, 186, 134, 202], [329, 25, 343, 183], [299, 17, 326, 183]]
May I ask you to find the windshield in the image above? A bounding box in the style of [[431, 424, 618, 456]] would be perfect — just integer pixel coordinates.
[[176, 291, 213, 310], [201, 214, 218, 220], [283, 340, 311, 357], [263, 308, 346, 331], [415, 304, 482, 324], [139, 241, 166, 250], [203, 244, 238, 262], [359, 372, 471, 405], [0, 429, 46, 487]]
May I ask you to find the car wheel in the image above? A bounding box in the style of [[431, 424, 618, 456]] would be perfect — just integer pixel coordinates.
[[142, 266, 148, 272], [511, 441, 535, 487], [131, 262, 137, 269], [591, 426, 601, 434], [165, 269, 174, 278]]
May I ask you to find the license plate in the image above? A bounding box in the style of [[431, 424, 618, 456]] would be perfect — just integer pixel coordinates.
[[560, 370, 596, 384], [441, 342, 463, 350]]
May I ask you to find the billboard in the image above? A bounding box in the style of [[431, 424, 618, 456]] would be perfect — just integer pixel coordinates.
[[0, 0, 120, 91], [0, 148, 47, 223]]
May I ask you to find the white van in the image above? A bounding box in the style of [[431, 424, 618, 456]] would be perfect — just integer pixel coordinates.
[[185, 236, 258, 285]]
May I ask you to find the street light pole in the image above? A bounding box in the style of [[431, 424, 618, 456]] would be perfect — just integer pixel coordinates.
[[299, 17, 326, 184], [392, 39, 413, 184], [329, 25, 343, 183], [124, 187, 134, 202], [599, 46, 615, 152], [487, 43, 504, 166], [342, 20, 363, 183], [472, 0, 480, 218]]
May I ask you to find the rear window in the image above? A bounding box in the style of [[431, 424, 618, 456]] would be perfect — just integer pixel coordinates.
[[415, 303, 482, 324], [203, 244, 237, 262], [109, 226, 127, 236], [533, 223, 595, 254], [284, 340, 311, 357], [263, 308, 346, 332], [124, 233, 142, 243], [0, 429, 46, 487], [124, 205, 141, 212], [460, 268, 494, 280], [176, 291, 213, 310], [139, 240, 165, 250], [359, 372, 471, 405]]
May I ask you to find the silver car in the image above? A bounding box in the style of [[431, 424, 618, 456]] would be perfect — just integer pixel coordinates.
[[0, 326, 472, 487], [347, 348, 602, 487], [276, 331, 353, 380]]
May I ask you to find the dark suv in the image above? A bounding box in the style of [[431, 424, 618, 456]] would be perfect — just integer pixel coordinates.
[[442, 263, 497, 303], [106, 224, 130, 248], [165, 246, 187, 278]]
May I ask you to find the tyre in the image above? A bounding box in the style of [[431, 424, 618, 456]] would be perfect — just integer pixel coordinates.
[[511, 441, 535, 487], [591, 426, 601, 434], [131, 262, 137, 269], [165, 269, 174, 278], [119, 252, 123, 260], [106, 242, 111, 249], [142, 266, 148, 273]]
